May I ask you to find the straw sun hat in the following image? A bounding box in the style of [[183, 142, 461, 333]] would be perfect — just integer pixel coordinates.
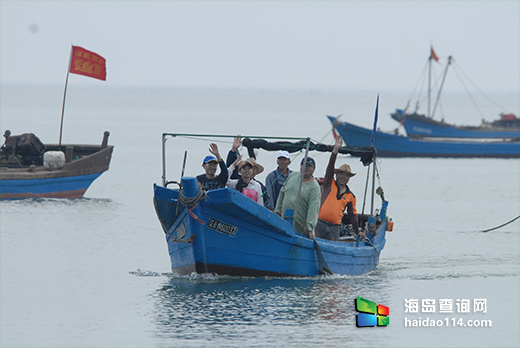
[[239, 158, 264, 174], [334, 164, 356, 176]]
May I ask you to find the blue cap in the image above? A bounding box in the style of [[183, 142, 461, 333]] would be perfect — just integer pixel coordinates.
[[300, 156, 316, 167], [203, 155, 218, 164]]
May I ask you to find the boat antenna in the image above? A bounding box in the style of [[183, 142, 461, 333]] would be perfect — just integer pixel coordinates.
[[370, 95, 379, 215], [362, 95, 379, 216], [370, 95, 379, 147]]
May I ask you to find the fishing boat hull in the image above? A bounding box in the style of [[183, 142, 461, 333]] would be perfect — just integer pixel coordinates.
[[391, 111, 520, 139], [154, 178, 387, 277], [0, 144, 113, 199], [329, 116, 520, 158]]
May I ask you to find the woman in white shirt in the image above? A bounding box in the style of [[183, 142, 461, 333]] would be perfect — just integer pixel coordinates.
[[227, 158, 264, 206]]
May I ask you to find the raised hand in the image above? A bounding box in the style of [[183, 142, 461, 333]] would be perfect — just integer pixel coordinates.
[[333, 136, 343, 154], [209, 143, 221, 161], [232, 135, 242, 152], [232, 154, 243, 168]]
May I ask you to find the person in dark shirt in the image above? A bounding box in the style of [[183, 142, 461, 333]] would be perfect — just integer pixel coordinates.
[[265, 150, 292, 210], [196, 143, 228, 191]]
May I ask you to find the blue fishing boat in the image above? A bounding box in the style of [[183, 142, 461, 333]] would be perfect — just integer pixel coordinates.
[[391, 111, 520, 139], [0, 131, 113, 198], [391, 46, 520, 140], [153, 133, 391, 277], [330, 116, 520, 158]]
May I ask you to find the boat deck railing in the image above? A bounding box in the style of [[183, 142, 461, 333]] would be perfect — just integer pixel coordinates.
[[161, 133, 312, 187]]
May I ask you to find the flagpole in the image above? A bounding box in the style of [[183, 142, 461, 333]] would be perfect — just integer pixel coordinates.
[[370, 94, 379, 215], [59, 45, 73, 151]]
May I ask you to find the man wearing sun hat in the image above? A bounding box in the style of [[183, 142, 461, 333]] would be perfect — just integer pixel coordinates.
[[316, 136, 363, 241], [196, 143, 229, 191], [265, 150, 292, 210]]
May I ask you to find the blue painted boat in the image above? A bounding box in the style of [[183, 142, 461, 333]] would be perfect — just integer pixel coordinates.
[[391, 111, 520, 139], [391, 47, 520, 140], [1, 131, 113, 198], [329, 116, 520, 158], [153, 133, 390, 277]]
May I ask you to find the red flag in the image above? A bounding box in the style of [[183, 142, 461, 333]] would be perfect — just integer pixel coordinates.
[[430, 46, 439, 63], [69, 46, 106, 81]]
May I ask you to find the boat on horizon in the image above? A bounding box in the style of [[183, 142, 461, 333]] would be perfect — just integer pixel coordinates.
[[391, 47, 520, 140], [0, 131, 113, 199], [329, 116, 520, 158], [391, 111, 520, 140], [153, 133, 392, 277]]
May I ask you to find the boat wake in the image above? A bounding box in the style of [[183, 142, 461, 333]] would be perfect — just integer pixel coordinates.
[[1, 197, 113, 204], [129, 268, 391, 281]]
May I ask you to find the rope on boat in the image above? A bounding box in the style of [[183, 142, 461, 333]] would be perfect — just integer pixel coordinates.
[[314, 240, 334, 276], [364, 238, 380, 267], [480, 215, 520, 233], [178, 187, 207, 225]]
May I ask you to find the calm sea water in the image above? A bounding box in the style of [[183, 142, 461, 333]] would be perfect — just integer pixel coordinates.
[[1, 85, 519, 347]]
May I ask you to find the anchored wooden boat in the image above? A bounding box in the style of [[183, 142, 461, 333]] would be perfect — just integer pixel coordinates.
[[0, 46, 113, 199], [0, 131, 113, 198], [392, 47, 519, 140], [153, 133, 391, 277], [330, 116, 520, 158]]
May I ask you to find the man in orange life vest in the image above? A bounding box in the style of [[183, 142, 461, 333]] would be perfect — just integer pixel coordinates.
[[316, 136, 364, 241]]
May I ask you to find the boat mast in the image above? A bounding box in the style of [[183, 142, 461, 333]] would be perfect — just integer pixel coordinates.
[[432, 56, 452, 119], [58, 45, 73, 151], [428, 53, 432, 118]]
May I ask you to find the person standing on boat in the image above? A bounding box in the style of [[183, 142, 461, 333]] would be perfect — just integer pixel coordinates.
[[196, 143, 228, 191], [265, 150, 292, 211], [246, 157, 270, 208], [227, 157, 264, 205], [316, 136, 362, 241], [274, 157, 321, 239], [226, 136, 270, 207], [1, 130, 17, 163]]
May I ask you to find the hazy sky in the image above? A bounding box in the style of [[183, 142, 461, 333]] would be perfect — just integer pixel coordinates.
[[1, 1, 519, 92]]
